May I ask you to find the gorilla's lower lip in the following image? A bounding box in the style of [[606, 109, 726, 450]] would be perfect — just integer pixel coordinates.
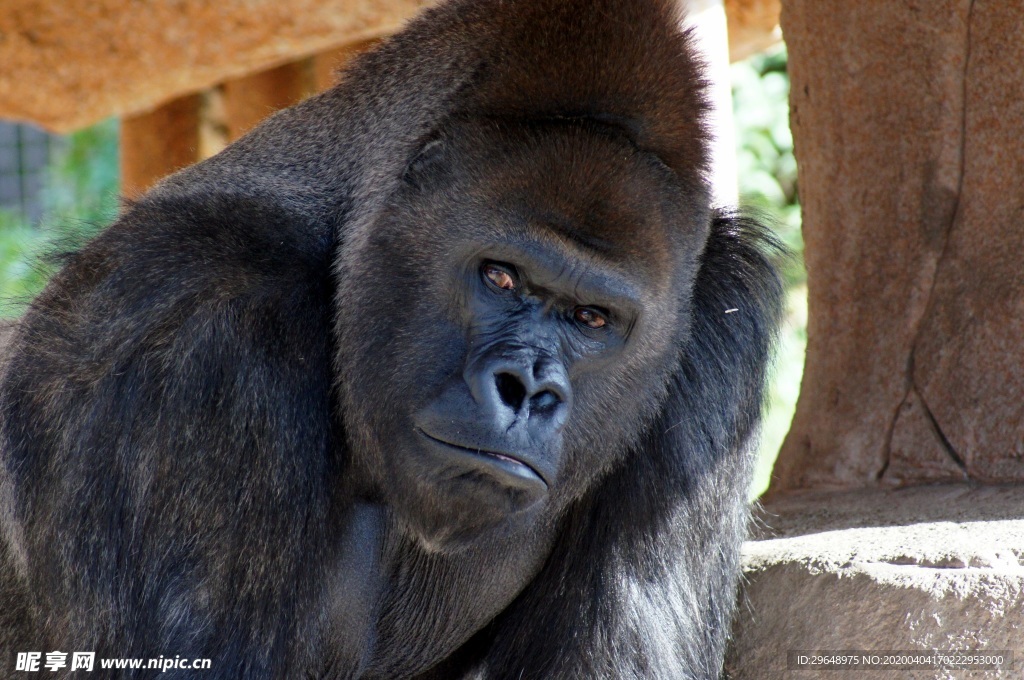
[[415, 429, 547, 487]]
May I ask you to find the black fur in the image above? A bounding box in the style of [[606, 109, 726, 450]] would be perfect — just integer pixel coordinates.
[[0, 0, 783, 678]]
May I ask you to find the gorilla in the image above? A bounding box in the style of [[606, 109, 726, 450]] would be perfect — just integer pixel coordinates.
[[0, 0, 782, 677]]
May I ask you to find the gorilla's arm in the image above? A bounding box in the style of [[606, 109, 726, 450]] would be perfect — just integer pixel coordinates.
[[464, 215, 783, 679], [0, 194, 338, 677]]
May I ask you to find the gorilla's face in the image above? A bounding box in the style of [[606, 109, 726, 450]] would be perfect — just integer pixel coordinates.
[[338, 121, 709, 548]]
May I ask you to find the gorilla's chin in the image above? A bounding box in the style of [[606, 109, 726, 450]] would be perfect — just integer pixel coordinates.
[[415, 429, 549, 498], [383, 430, 552, 550], [416, 429, 548, 509]]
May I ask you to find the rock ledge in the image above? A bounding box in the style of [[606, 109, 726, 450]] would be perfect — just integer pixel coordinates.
[[728, 485, 1024, 679]]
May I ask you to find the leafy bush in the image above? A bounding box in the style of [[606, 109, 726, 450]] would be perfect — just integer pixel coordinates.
[[732, 46, 807, 497]]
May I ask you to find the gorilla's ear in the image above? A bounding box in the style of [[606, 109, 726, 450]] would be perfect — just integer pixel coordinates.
[[403, 137, 448, 188]]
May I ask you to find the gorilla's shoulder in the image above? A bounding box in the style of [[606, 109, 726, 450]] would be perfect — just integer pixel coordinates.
[[26, 190, 335, 336], [113, 190, 335, 289], [4, 189, 336, 459]]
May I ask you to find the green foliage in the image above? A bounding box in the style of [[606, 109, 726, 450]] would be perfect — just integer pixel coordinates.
[[750, 286, 806, 497], [0, 119, 119, 317], [731, 45, 808, 498], [0, 209, 48, 310], [732, 45, 803, 287], [45, 118, 121, 232]]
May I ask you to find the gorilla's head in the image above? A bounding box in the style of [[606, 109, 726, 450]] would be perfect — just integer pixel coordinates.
[[338, 119, 710, 548]]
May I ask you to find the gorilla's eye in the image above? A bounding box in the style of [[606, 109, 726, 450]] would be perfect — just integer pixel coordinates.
[[483, 263, 519, 292], [573, 307, 608, 330]]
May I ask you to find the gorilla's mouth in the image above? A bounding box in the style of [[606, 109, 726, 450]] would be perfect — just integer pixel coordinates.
[[415, 429, 548, 489]]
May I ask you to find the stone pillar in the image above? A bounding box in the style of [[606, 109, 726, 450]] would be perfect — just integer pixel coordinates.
[[771, 0, 1024, 493], [730, 7, 1024, 671], [120, 94, 202, 199]]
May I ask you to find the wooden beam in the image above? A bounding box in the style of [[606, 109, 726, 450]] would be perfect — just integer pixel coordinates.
[[120, 93, 201, 199], [223, 61, 315, 142], [725, 0, 782, 62]]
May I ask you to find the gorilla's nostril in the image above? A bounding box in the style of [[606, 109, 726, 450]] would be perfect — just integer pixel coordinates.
[[530, 389, 561, 414], [495, 372, 527, 411]]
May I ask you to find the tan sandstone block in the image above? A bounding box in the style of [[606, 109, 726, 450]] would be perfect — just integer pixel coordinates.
[[1, 1, 780, 132], [0, 0, 434, 132]]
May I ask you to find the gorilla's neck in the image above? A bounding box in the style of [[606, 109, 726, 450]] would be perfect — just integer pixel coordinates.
[[316, 503, 388, 675], [320, 501, 556, 678]]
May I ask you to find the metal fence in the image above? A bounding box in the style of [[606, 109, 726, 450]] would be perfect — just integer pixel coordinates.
[[0, 122, 61, 224]]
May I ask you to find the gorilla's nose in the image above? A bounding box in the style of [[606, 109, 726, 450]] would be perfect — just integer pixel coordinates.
[[494, 367, 566, 416], [474, 355, 572, 435]]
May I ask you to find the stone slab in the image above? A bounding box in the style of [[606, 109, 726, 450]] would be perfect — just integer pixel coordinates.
[[728, 485, 1024, 679]]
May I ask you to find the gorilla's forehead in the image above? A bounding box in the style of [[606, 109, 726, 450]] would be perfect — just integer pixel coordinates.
[[445, 119, 701, 287]]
